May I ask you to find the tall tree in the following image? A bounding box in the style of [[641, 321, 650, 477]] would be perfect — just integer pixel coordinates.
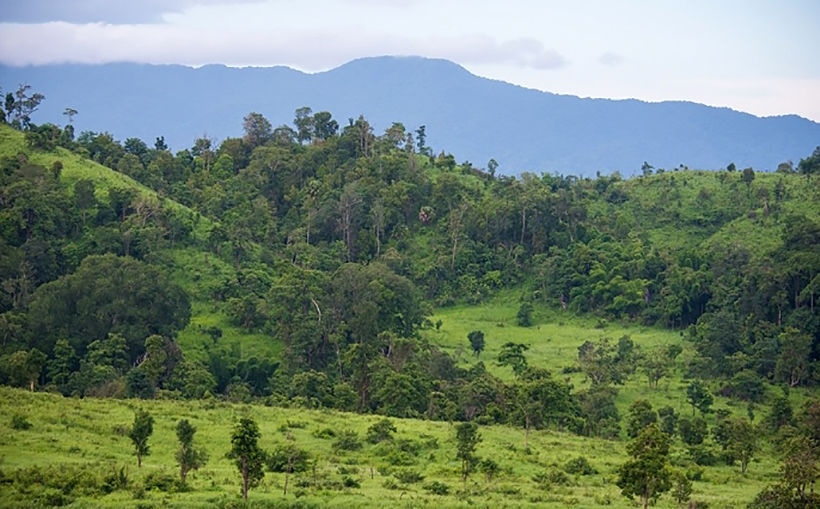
[[616, 424, 672, 509], [176, 419, 208, 483], [228, 417, 266, 500], [128, 409, 154, 467], [455, 422, 481, 483]]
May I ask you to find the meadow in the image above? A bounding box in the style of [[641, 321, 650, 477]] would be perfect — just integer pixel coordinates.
[[0, 385, 778, 509], [0, 293, 790, 508]]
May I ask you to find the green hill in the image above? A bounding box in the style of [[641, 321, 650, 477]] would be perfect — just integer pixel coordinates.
[[1, 114, 818, 508]]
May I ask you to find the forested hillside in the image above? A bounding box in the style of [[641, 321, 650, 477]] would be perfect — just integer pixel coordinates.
[[1, 95, 819, 507]]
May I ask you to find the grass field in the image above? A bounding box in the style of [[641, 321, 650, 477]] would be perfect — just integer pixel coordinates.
[[0, 386, 779, 508]]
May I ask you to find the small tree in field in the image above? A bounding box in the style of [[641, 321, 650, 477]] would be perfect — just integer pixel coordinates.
[[176, 419, 208, 482], [467, 330, 485, 357], [455, 422, 481, 484], [129, 410, 154, 467], [616, 424, 672, 509], [228, 417, 266, 500]]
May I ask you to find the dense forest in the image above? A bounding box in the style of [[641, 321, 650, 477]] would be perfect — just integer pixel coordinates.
[[1, 85, 819, 507]]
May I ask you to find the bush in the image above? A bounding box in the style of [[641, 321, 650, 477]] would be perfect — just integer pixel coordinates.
[[142, 470, 180, 492], [688, 445, 718, 466], [517, 302, 534, 327], [342, 476, 360, 488], [10, 414, 31, 430], [393, 469, 424, 484], [563, 456, 597, 475], [423, 480, 450, 495], [366, 418, 397, 443], [332, 430, 362, 451]]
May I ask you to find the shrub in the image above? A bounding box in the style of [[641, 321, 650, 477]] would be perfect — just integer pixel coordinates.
[[332, 430, 362, 451], [366, 418, 397, 443], [393, 469, 424, 484], [142, 470, 179, 492], [423, 480, 450, 495], [563, 456, 597, 475], [10, 414, 31, 430], [342, 476, 360, 488]]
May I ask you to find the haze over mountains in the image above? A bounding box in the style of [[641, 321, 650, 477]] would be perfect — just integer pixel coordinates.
[[2, 56, 818, 176]]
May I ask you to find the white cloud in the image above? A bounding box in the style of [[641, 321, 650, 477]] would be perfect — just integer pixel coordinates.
[[0, 22, 568, 71]]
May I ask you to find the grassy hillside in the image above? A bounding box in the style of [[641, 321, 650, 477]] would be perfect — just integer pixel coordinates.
[[0, 387, 777, 508]]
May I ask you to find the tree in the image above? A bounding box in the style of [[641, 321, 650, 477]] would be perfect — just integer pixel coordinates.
[[686, 380, 713, 416], [670, 470, 692, 505], [128, 409, 154, 467], [616, 424, 672, 509], [0, 348, 46, 391], [293, 106, 313, 144], [749, 437, 819, 508], [742, 167, 756, 186], [467, 330, 485, 357], [626, 399, 658, 438], [775, 328, 812, 386], [366, 418, 397, 443], [242, 112, 272, 148], [176, 419, 208, 483], [725, 418, 757, 473], [497, 342, 528, 376], [228, 417, 266, 500], [678, 416, 707, 446], [516, 302, 533, 326], [455, 422, 481, 483]]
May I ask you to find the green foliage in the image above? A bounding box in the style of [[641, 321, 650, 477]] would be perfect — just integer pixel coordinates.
[[227, 417, 266, 500], [671, 470, 692, 505], [128, 409, 154, 467], [616, 424, 672, 509], [423, 480, 450, 495], [10, 413, 31, 430], [497, 342, 529, 376], [564, 456, 597, 475], [686, 380, 713, 416], [332, 430, 362, 451], [467, 329, 485, 357], [175, 419, 208, 482], [366, 418, 397, 443], [626, 399, 658, 438], [267, 443, 310, 473], [678, 415, 708, 446], [516, 302, 533, 327], [455, 421, 481, 482]]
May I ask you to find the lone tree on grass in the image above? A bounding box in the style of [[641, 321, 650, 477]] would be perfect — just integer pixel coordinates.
[[228, 417, 266, 500], [129, 409, 154, 467], [455, 422, 481, 485], [616, 424, 672, 509], [176, 419, 208, 483], [467, 330, 485, 357]]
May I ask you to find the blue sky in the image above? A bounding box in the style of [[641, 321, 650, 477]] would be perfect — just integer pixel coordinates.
[[1, 0, 818, 121]]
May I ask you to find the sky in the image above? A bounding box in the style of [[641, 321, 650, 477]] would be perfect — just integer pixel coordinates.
[[1, 0, 818, 122]]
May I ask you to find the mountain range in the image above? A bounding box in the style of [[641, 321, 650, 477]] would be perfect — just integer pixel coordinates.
[[2, 56, 819, 176]]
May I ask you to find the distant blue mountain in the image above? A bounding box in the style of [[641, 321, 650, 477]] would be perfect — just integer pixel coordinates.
[[2, 56, 818, 176]]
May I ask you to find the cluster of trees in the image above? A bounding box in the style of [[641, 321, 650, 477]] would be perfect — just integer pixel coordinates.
[[616, 396, 820, 508]]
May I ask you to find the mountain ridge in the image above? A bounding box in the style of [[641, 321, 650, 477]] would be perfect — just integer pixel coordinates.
[[2, 55, 818, 176]]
